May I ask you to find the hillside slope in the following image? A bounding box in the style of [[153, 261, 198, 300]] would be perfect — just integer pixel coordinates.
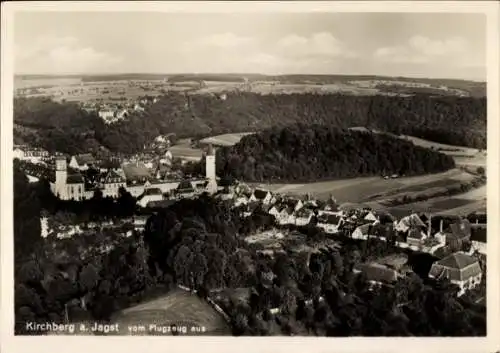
[[14, 91, 486, 154]]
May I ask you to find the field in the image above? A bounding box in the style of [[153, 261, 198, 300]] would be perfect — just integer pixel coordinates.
[[401, 135, 486, 167], [110, 288, 230, 335], [256, 167, 485, 215], [199, 132, 255, 147], [169, 138, 204, 161], [256, 169, 474, 202], [14, 74, 483, 103]]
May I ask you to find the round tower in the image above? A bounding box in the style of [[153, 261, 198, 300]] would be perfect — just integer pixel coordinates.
[[205, 144, 216, 179], [55, 157, 67, 198], [205, 144, 217, 194]]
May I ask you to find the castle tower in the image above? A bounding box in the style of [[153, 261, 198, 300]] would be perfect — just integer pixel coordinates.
[[55, 157, 67, 198], [205, 144, 217, 194], [205, 144, 216, 181]]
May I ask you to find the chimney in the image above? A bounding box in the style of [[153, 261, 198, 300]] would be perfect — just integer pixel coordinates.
[[439, 219, 443, 233]]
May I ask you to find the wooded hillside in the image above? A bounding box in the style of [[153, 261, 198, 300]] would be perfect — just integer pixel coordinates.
[[216, 125, 456, 182], [14, 92, 486, 155]]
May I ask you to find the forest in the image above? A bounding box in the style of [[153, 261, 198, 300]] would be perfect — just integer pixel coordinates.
[[14, 91, 486, 155], [215, 124, 456, 183], [14, 168, 486, 336]]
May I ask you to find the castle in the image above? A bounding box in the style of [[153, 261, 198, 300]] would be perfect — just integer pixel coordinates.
[[47, 144, 218, 202]]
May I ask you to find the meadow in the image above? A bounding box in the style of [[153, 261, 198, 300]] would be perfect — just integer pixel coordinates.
[[110, 288, 230, 336], [199, 132, 255, 147]]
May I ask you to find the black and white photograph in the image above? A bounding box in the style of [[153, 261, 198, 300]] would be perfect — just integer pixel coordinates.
[[1, 1, 499, 351]]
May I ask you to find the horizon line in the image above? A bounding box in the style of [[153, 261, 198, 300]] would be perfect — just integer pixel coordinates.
[[14, 72, 486, 83]]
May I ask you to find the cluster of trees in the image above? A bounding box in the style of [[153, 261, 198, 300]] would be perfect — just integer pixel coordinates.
[[215, 125, 456, 182], [14, 164, 159, 333], [218, 233, 486, 336], [14, 91, 486, 155], [14, 97, 103, 155]]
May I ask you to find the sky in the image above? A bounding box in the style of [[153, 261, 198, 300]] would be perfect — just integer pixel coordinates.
[[14, 12, 487, 80]]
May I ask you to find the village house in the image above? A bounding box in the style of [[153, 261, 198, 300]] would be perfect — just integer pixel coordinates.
[[116, 108, 129, 119], [395, 213, 427, 233], [318, 195, 341, 213], [300, 193, 318, 209], [428, 251, 483, 297], [133, 215, 149, 232], [317, 213, 344, 234], [14, 146, 50, 164], [353, 254, 411, 287], [470, 224, 487, 255], [249, 189, 274, 205], [295, 208, 315, 226], [351, 223, 374, 240], [241, 202, 260, 218], [99, 169, 127, 198], [234, 194, 249, 208], [406, 226, 429, 248], [363, 210, 379, 223], [69, 154, 97, 171], [98, 110, 115, 120], [137, 188, 164, 208], [279, 207, 296, 225], [434, 218, 473, 253]]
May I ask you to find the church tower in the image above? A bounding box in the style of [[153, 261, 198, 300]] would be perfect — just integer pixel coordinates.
[[55, 156, 67, 198], [205, 144, 217, 194], [205, 144, 216, 181]]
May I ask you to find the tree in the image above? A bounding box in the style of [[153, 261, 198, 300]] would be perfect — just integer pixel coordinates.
[[14, 166, 42, 260], [78, 263, 101, 310], [174, 245, 194, 287]]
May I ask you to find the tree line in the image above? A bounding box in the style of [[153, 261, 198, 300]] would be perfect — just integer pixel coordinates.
[[215, 124, 456, 183], [14, 91, 486, 155]]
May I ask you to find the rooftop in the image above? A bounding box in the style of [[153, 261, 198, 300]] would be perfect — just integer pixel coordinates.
[[436, 251, 478, 270]]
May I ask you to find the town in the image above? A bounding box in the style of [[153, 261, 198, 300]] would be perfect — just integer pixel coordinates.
[[14, 140, 487, 304], [9, 8, 491, 340]]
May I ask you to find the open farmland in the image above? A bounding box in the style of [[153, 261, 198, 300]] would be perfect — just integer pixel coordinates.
[[388, 198, 486, 217], [258, 167, 485, 215], [110, 288, 230, 335], [15, 74, 482, 104], [256, 169, 475, 203]]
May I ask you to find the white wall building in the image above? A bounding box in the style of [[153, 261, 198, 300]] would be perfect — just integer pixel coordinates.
[[428, 252, 483, 297], [204, 144, 218, 194], [49, 157, 86, 201]]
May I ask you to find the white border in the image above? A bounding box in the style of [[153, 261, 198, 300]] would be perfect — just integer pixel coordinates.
[[1, 2, 499, 353]]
